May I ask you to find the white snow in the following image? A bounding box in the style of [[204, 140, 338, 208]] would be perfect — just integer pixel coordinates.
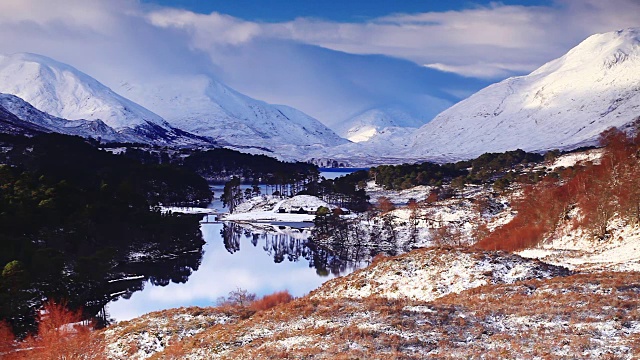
[[0, 53, 168, 131], [518, 217, 640, 272], [402, 28, 640, 161], [546, 148, 603, 170], [366, 181, 433, 205], [160, 206, 220, 215], [223, 195, 334, 222], [116, 75, 347, 150]]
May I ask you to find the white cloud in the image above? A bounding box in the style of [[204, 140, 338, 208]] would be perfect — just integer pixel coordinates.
[[424, 62, 542, 79], [146, 0, 640, 78], [147, 9, 261, 47]]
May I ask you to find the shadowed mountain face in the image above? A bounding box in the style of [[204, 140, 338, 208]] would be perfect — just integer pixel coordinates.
[[0, 101, 48, 135]]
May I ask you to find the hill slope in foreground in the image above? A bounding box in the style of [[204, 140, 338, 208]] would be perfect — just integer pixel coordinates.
[[103, 248, 639, 359]]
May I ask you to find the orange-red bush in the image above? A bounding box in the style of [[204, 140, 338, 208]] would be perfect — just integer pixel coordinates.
[[3, 301, 105, 360], [476, 178, 566, 252], [477, 127, 640, 251], [377, 196, 395, 213], [250, 291, 294, 312], [0, 321, 15, 355]]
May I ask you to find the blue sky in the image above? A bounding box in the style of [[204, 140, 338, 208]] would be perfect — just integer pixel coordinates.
[[143, 0, 554, 22]]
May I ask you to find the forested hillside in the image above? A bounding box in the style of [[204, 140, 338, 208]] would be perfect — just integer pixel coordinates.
[[0, 134, 211, 336]]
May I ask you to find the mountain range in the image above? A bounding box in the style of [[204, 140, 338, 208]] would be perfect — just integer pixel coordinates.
[[0, 53, 345, 151], [0, 28, 638, 164], [311, 27, 640, 165]]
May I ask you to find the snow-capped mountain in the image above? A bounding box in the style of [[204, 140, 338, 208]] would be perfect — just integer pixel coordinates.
[[405, 28, 640, 161], [116, 75, 348, 149], [336, 108, 424, 143], [0, 93, 128, 141], [0, 53, 210, 145]]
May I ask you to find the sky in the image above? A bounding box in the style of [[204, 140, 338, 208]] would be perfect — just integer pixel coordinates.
[[141, 0, 555, 22], [0, 0, 637, 128]]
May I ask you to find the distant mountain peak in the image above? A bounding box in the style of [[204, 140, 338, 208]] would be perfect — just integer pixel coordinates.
[[401, 28, 640, 161], [336, 107, 425, 143], [0, 52, 172, 131]]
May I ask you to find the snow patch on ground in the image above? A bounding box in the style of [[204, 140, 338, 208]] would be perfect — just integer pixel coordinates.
[[546, 148, 604, 170], [366, 181, 433, 206], [312, 248, 570, 302], [161, 206, 219, 215], [223, 195, 335, 222], [518, 218, 640, 272]]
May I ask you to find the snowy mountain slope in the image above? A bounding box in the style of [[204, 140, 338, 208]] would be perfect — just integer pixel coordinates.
[[116, 75, 348, 149], [0, 53, 211, 145], [336, 108, 424, 143], [0, 93, 128, 142], [0, 101, 48, 136], [405, 28, 640, 160]]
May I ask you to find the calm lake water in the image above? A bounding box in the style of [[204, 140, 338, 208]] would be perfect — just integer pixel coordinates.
[[107, 221, 366, 322], [107, 174, 369, 322], [320, 168, 368, 180]]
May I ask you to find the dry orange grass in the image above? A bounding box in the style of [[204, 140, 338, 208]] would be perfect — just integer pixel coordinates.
[[142, 272, 640, 359]]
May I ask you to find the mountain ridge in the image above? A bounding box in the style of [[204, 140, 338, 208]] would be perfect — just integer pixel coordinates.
[[402, 27, 640, 161], [115, 75, 348, 150]]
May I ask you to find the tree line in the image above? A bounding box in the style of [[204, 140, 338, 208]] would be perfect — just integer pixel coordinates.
[[370, 149, 546, 191]]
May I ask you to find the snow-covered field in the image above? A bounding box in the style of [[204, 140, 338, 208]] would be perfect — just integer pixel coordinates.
[[104, 307, 235, 360]]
